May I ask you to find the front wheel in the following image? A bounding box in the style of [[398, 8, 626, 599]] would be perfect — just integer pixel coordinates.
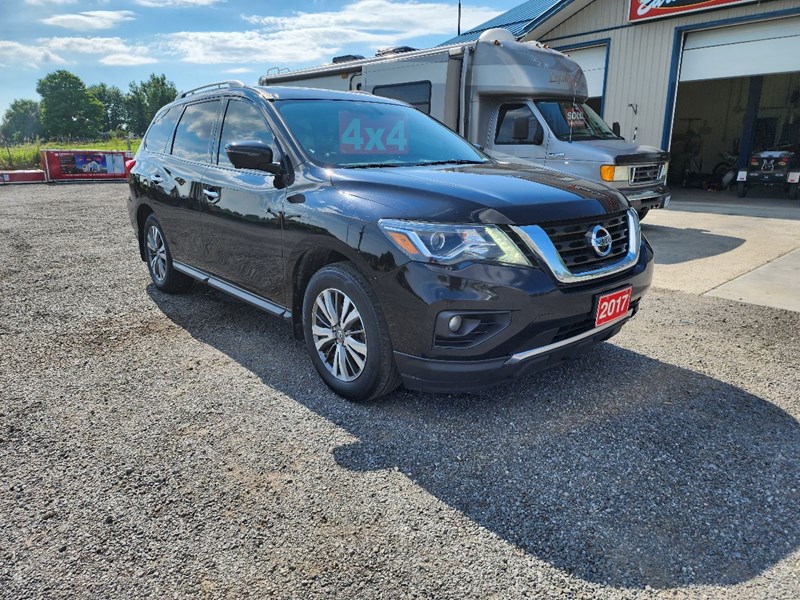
[[302, 262, 401, 401], [736, 182, 748, 198]]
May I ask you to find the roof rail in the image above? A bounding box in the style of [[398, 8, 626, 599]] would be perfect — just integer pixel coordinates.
[[175, 80, 245, 100]]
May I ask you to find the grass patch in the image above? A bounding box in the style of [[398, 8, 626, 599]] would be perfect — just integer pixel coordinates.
[[1, 139, 141, 170]]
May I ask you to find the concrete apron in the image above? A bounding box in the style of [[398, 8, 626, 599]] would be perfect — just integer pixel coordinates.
[[641, 191, 800, 313]]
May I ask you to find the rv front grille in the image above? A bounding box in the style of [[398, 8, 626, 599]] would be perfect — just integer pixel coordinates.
[[629, 164, 662, 185], [541, 212, 629, 274]]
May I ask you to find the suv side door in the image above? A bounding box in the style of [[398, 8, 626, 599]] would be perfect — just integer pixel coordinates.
[[198, 97, 286, 304], [157, 99, 221, 266]]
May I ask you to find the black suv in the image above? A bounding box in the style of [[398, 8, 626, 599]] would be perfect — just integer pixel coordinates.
[[127, 82, 653, 401]]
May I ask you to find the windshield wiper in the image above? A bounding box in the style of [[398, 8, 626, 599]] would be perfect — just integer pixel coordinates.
[[413, 159, 487, 166], [340, 162, 410, 169]]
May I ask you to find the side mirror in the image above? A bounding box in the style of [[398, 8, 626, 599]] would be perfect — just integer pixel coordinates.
[[512, 117, 529, 141], [612, 122, 621, 137], [225, 140, 281, 174], [530, 120, 544, 145]]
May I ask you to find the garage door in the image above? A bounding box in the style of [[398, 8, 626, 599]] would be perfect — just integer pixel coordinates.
[[680, 16, 800, 82], [562, 45, 607, 98]]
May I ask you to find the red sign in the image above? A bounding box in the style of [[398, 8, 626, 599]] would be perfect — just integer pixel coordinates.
[[595, 287, 632, 327], [629, 0, 758, 22], [40, 150, 129, 181], [562, 105, 587, 129], [338, 113, 408, 155]]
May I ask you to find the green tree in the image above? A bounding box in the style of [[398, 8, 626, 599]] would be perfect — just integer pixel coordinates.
[[88, 83, 126, 133], [125, 74, 178, 135], [0, 99, 42, 142], [36, 70, 104, 139]]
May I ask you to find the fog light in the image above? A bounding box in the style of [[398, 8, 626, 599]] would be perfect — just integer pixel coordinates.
[[448, 315, 462, 332]]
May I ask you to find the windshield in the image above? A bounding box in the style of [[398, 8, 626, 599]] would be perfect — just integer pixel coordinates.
[[274, 99, 490, 168], [534, 100, 619, 141]]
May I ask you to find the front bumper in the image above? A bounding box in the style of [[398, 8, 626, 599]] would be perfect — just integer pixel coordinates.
[[372, 237, 654, 393], [616, 183, 670, 211]]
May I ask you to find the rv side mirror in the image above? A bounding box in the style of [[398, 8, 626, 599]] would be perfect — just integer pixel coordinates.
[[612, 122, 621, 137], [530, 120, 544, 145], [225, 140, 281, 174], [512, 117, 529, 141]]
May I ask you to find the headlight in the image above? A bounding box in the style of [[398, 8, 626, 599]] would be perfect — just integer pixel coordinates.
[[378, 219, 530, 267], [600, 165, 629, 182]]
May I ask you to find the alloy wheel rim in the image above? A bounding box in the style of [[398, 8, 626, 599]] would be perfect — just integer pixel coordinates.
[[311, 288, 367, 382], [146, 225, 168, 283]]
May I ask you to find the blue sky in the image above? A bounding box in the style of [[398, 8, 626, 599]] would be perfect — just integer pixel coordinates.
[[0, 0, 520, 118]]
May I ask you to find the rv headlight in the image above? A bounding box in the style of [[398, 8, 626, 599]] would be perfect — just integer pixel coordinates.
[[378, 219, 529, 267], [600, 165, 629, 182]]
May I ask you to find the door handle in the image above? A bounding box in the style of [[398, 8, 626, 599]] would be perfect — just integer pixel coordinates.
[[202, 189, 220, 204]]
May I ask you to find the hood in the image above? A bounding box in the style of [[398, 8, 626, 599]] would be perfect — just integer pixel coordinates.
[[329, 162, 628, 225], [538, 138, 669, 164]]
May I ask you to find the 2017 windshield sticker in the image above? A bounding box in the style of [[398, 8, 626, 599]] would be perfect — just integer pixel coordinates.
[[339, 114, 408, 154]]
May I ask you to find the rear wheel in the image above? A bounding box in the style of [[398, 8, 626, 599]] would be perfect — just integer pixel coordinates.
[[789, 183, 798, 200], [143, 214, 192, 293], [302, 262, 400, 401], [736, 182, 748, 198]]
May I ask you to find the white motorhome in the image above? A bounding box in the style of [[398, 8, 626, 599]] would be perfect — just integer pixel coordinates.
[[260, 28, 670, 219]]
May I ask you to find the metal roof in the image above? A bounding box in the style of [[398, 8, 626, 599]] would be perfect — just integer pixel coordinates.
[[441, 0, 567, 45]]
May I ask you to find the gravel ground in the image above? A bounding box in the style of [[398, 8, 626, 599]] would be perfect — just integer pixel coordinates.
[[1, 183, 798, 599]]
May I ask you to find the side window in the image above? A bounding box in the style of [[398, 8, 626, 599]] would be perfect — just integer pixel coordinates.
[[143, 108, 179, 153], [171, 100, 220, 163], [217, 100, 278, 168], [372, 81, 431, 114], [495, 104, 540, 145]]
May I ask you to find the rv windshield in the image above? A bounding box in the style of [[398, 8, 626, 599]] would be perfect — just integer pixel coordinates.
[[275, 99, 489, 168], [534, 100, 619, 141]]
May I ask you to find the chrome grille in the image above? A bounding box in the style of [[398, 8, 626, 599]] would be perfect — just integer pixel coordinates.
[[541, 212, 629, 274], [629, 163, 662, 185]]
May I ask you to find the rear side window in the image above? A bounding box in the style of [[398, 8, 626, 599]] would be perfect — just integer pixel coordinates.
[[143, 108, 179, 153], [171, 100, 220, 163], [217, 100, 278, 167], [495, 104, 539, 145], [372, 81, 431, 114]]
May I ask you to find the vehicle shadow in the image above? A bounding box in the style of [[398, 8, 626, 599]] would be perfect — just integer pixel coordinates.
[[641, 224, 745, 265], [147, 284, 800, 590]]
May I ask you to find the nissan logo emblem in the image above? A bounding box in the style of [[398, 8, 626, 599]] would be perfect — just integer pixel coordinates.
[[587, 225, 613, 257]]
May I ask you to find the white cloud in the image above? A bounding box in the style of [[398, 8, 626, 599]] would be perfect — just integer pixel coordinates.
[[100, 54, 158, 66], [41, 10, 136, 31], [165, 0, 500, 65], [224, 67, 252, 74], [134, 0, 220, 6], [0, 41, 66, 68], [38, 37, 158, 66]]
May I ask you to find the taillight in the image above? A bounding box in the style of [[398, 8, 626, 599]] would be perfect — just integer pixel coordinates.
[[778, 158, 788, 166], [749, 157, 759, 166], [125, 159, 136, 177]]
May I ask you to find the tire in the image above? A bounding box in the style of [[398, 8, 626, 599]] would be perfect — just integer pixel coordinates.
[[143, 214, 192, 293], [736, 182, 748, 198], [636, 207, 650, 221], [790, 183, 798, 201], [302, 262, 401, 402]]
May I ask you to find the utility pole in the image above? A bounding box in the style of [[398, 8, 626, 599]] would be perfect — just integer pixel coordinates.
[[458, 0, 462, 36]]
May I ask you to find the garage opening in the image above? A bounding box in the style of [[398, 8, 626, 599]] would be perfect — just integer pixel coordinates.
[[668, 17, 800, 189]]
